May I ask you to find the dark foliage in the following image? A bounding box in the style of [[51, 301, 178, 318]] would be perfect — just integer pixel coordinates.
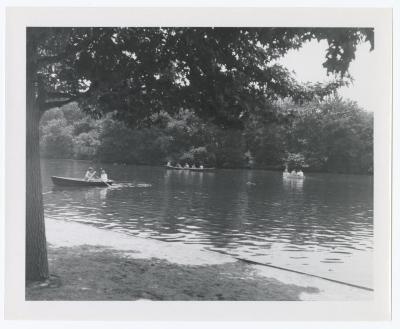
[[40, 97, 373, 174]]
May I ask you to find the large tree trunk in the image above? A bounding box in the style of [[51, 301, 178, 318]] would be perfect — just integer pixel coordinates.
[[25, 33, 49, 282]]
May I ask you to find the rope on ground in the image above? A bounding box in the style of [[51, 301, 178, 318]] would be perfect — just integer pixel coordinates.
[[85, 225, 374, 292], [204, 248, 374, 292]]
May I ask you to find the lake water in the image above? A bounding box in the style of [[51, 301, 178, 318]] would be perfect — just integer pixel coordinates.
[[41, 158, 373, 288]]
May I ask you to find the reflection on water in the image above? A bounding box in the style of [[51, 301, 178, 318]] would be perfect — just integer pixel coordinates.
[[41, 159, 373, 288], [283, 176, 304, 191]]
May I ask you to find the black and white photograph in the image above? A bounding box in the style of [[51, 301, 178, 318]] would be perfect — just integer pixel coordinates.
[[3, 5, 394, 322], [24, 25, 376, 302]]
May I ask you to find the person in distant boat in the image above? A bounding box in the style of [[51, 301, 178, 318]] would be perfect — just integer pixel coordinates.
[[200, 164, 204, 169], [283, 167, 289, 177], [191, 164, 197, 169], [291, 169, 296, 175], [177, 163, 182, 168], [184, 163, 190, 169], [84, 167, 96, 181], [297, 169, 304, 177], [100, 169, 108, 181], [167, 161, 172, 167]]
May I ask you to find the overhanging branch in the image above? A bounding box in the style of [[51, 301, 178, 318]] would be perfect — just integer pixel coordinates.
[[41, 98, 77, 111], [46, 91, 76, 99], [40, 84, 95, 112]]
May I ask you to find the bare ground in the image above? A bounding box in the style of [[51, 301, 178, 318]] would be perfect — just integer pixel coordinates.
[[26, 244, 318, 301]]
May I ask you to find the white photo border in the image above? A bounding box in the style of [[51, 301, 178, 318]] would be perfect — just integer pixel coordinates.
[[3, 4, 394, 323]]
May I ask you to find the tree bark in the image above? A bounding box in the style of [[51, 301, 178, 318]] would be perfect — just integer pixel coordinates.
[[25, 33, 49, 282]]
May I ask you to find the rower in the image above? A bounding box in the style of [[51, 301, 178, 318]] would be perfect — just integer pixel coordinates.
[[297, 169, 304, 177], [84, 167, 96, 181], [184, 163, 190, 169], [200, 165, 204, 169], [167, 161, 172, 167]]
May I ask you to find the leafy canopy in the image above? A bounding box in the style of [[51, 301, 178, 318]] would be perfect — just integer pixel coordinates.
[[29, 27, 373, 128]]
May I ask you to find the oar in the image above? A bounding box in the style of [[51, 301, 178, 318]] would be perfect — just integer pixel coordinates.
[[94, 174, 112, 187]]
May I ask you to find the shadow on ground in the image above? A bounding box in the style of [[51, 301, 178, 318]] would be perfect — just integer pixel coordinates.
[[26, 244, 319, 301]]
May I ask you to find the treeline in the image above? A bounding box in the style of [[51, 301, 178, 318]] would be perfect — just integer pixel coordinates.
[[39, 98, 373, 174]]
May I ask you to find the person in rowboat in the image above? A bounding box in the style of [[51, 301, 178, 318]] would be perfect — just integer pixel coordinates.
[[84, 167, 97, 181], [100, 169, 108, 181], [283, 166, 289, 177]]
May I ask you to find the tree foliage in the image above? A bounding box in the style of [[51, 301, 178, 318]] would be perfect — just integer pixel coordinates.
[[30, 27, 373, 127], [40, 97, 373, 174], [285, 97, 373, 173]]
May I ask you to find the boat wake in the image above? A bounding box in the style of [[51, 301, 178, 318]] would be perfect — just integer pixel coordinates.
[[109, 182, 153, 189]]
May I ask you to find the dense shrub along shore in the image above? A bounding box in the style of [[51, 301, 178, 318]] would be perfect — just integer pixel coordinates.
[[40, 98, 373, 175]]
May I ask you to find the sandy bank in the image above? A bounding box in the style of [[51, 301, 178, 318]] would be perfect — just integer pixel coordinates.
[[26, 219, 372, 301]]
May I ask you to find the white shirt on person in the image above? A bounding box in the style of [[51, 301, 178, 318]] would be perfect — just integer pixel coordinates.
[[85, 171, 96, 181]]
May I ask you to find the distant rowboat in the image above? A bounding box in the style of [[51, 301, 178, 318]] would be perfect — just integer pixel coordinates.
[[165, 165, 215, 172], [283, 173, 305, 179], [51, 176, 114, 187]]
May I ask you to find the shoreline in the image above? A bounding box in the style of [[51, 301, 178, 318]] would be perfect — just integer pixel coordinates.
[[26, 218, 373, 301], [40, 158, 373, 176]]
